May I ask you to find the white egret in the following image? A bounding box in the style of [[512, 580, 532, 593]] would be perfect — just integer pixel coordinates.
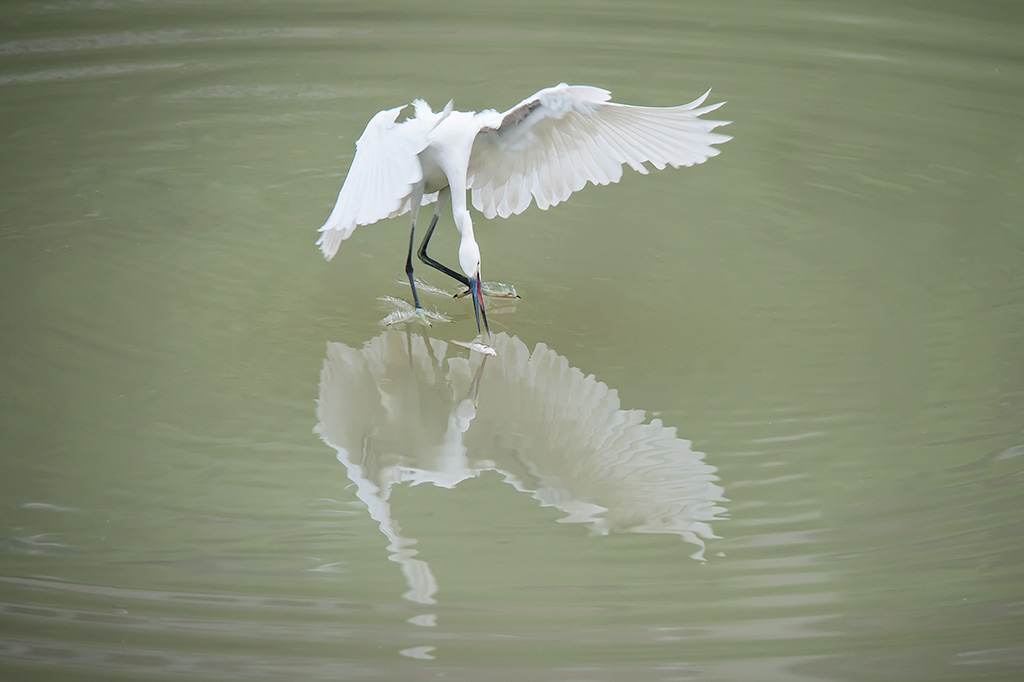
[[316, 83, 731, 334]]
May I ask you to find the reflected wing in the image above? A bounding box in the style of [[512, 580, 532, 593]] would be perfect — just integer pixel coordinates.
[[454, 333, 728, 559], [316, 105, 428, 260], [467, 83, 732, 219]]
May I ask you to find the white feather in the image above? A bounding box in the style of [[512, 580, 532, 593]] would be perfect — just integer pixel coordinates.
[[468, 84, 731, 219], [316, 104, 442, 260], [315, 83, 730, 274]]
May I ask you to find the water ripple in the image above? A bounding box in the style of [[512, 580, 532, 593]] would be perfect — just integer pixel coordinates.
[[0, 61, 185, 85], [0, 28, 356, 56]]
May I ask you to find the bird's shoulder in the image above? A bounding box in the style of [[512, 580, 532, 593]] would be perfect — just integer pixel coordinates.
[[356, 100, 451, 154], [495, 83, 612, 130]]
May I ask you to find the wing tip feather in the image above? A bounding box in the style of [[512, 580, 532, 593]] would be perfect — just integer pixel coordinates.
[[316, 229, 344, 261]]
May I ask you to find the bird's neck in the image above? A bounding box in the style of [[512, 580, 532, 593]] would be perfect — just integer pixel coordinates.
[[456, 215, 480, 277]]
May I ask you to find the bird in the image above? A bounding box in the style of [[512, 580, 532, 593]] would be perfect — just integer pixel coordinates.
[[316, 83, 731, 335]]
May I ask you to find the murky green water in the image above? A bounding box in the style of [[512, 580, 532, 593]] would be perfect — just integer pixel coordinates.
[[2, 1, 1023, 680]]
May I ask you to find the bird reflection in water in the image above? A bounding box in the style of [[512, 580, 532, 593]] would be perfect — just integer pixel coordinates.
[[314, 331, 727, 607]]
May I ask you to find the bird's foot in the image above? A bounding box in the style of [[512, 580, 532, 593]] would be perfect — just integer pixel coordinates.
[[378, 296, 453, 328], [408, 307, 437, 328], [453, 281, 519, 299]]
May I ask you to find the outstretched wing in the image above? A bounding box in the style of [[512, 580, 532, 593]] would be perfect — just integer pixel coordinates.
[[317, 105, 428, 260], [467, 84, 731, 220]]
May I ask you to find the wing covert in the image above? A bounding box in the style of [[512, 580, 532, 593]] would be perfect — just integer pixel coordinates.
[[468, 84, 731, 220]]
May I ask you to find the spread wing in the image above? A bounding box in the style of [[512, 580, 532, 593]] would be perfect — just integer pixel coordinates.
[[467, 84, 732, 220], [317, 105, 434, 260]]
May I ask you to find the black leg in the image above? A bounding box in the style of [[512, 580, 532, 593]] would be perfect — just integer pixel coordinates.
[[405, 220, 422, 309], [417, 212, 469, 288]]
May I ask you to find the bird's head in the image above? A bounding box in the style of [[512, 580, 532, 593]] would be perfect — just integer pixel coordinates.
[[458, 241, 489, 338]]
